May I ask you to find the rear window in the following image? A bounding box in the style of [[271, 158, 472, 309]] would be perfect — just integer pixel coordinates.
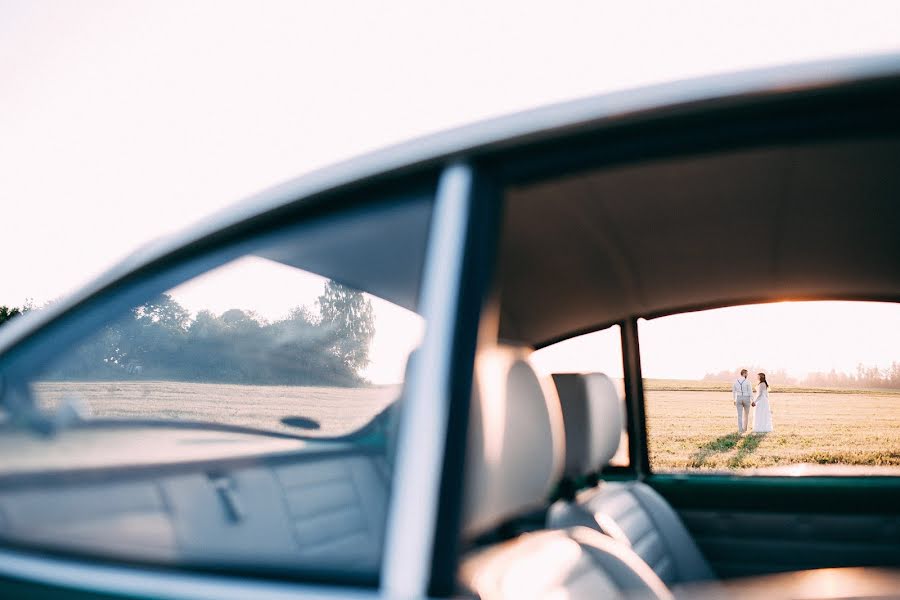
[[639, 301, 900, 475], [532, 325, 629, 467]]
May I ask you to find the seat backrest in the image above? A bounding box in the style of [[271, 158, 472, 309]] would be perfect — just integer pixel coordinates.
[[461, 344, 566, 538], [459, 356, 673, 599], [552, 373, 623, 481], [459, 526, 673, 600], [547, 372, 716, 586], [547, 371, 628, 534]]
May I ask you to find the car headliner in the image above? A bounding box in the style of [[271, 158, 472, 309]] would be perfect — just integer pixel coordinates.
[[498, 138, 900, 346], [2, 53, 900, 354]]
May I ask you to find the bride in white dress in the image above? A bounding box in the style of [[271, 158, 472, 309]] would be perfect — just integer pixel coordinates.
[[752, 372, 773, 433]]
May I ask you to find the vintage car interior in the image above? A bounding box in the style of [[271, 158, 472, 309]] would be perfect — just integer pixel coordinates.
[[0, 195, 432, 586], [454, 120, 900, 596], [0, 60, 898, 599]]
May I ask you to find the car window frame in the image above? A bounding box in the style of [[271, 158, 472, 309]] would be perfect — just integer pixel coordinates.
[[636, 300, 900, 479], [534, 300, 900, 484], [0, 167, 483, 599]]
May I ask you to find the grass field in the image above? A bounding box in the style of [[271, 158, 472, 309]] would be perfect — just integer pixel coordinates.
[[32, 379, 900, 473], [32, 381, 400, 438], [645, 381, 900, 472]]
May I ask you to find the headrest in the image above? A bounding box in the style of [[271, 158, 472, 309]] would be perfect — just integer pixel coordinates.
[[462, 345, 565, 538], [552, 373, 623, 478]]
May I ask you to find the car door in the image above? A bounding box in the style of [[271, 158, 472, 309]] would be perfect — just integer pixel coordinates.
[[638, 302, 900, 578], [0, 164, 487, 599]]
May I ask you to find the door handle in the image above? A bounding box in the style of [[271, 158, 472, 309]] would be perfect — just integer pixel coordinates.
[[209, 475, 245, 524]]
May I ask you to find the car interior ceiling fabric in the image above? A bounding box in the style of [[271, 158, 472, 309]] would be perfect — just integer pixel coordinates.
[[498, 138, 900, 345], [547, 372, 717, 587], [459, 348, 673, 599]]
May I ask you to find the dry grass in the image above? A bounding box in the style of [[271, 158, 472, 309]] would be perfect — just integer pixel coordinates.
[[32, 381, 401, 438], [646, 386, 900, 472], [645, 379, 900, 396], [32, 380, 900, 473]]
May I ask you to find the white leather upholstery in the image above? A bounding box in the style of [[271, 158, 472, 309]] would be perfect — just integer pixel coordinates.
[[548, 372, 716, 585], [460, 358, 673, 599], [552, 373, 623, 478], [460, 526, 674, 600], [562, 482, 716, 585], [462, 345, 565, 538]]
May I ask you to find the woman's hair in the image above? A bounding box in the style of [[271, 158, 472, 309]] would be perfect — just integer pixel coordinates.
[[758, 372, 768, 387]]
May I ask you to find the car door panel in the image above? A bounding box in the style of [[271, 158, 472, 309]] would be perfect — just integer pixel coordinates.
[[649, 476, 900, 578], [0, 451, 390, 574], [0, 480, 178, 561]]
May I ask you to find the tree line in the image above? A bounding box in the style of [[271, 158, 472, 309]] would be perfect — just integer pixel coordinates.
[[0, 302, 32, 326], [2, 282, 376, 387], [703, 363, 900, 390]]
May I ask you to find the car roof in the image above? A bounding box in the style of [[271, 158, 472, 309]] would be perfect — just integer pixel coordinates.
[[2, 52, 900, 352], [498, 136, 900, 345], [112, 52, 900, 267]]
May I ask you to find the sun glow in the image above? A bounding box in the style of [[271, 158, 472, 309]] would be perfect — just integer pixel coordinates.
[[532, 301, 899, 384]]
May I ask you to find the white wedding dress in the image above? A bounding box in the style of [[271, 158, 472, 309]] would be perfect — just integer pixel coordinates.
[[753, 381, 773, 433]]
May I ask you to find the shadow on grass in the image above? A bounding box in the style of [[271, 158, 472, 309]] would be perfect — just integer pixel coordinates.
[[689, 432, 741, 468], [728, 433, 768, 468], [690, 432, 770, 468]]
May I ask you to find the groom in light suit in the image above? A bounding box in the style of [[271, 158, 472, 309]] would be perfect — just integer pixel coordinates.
[[733, 369, 753, 433]]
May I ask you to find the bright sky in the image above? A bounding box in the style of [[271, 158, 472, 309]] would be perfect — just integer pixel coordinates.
[[169, 257, 424, 383], [639, 302, 899, 380], [3, 2, 900, 383], [532, 325, 624, 379], [533, 302, 900, 381]]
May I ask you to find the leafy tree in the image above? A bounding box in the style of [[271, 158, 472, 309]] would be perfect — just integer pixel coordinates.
[[30, 282, 379, 387], [705, 364, 900, 390], [266, 306, 347, 385], [134, 294, 191, 330], [0, 306, 22, 327], [181, 310, 231, 380], [317, 281, 375, 374]]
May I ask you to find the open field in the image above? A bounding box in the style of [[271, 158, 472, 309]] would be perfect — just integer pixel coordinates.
[[646, 385, 900, 472], [31, 380, 900, 473], [32, 381, 400, 437], [644, 379, 900, 396]]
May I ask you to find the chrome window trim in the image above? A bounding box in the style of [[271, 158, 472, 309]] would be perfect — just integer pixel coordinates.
[[381, 162, 473, 598]]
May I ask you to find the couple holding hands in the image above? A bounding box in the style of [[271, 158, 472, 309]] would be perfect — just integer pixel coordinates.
[[732, 368, 773, 434]]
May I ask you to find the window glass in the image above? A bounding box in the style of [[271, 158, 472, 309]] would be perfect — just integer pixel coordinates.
[[0, 192, 432, 579], [532, 325, 629, 467], [31, 258, 423, 438], [640, 301, 900, 475]]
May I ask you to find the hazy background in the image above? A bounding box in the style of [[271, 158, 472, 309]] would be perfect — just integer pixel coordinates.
[[3, 1, 900, 382]]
